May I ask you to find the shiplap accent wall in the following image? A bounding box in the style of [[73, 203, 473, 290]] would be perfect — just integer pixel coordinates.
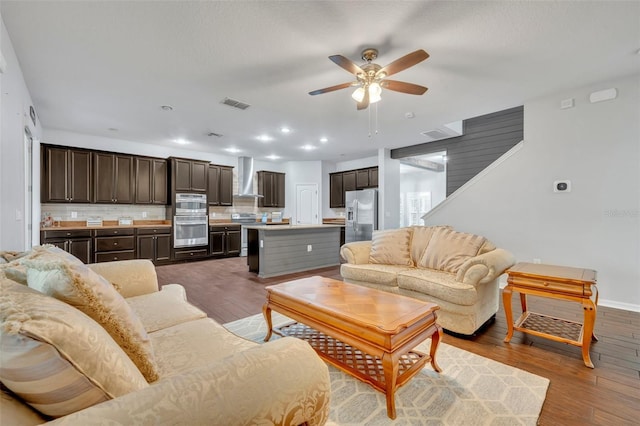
[[391, 106, 524, 196]]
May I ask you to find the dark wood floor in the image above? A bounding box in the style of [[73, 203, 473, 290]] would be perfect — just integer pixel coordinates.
[[156, 257, 640, 426]]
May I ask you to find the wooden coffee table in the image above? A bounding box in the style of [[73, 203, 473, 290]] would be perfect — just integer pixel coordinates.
[[263, 276, 442, 419]]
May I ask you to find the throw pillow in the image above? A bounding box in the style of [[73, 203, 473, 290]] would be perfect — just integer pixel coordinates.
[[369, 228, 413, 266], [419, 228, 487, 273], [409, 225, 452, 265], [0, 278, 148, 418], [22, 249, 160, 382]]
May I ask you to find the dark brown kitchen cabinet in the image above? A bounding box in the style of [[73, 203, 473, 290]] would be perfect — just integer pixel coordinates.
[[172, 158, 208, 193], [257, 171, 285, 208], [329, 167, 378, 208], [137, 227, 171, 264], [356, 167, 378, 189], [93, 228, 135, 263], [93, 153, 135, 204], [209, 225, 241, 257], [41, 146, 92, 203], [135, 157, 167, 205], [343, 171, 356, 193], [208, 165, 234, 206], [40, 229, 92, 264]]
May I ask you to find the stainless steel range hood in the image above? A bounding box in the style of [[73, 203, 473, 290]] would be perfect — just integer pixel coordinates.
[[234, 156, 263, 198]]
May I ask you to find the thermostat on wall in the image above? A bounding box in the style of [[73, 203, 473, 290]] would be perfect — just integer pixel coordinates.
[[553, 180, 571, 193]]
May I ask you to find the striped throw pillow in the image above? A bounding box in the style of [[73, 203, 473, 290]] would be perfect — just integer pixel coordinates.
[[419, 228, 487, 273], [369, 228, 413, 266], [0, 279, 148, 418]]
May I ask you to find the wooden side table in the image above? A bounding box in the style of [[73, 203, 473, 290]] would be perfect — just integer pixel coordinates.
[[503, 262, 598, 368]]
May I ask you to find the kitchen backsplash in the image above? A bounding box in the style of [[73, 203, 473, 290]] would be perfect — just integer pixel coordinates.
[[42, 204, 167, 222], [42, 201, 285, 223]]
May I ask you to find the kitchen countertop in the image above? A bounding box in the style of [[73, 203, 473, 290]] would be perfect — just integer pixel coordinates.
[[41, 220, 171, 231], [322, 218, 345, 225], [244, 224, 342, 230]]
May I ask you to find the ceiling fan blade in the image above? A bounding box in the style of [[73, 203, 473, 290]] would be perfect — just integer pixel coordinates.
[[329, 55, 365, 76], [308, 82, 354, 96], [381, 80, 428, 95], [377, 49, 429, 78], [357, 86, 370, 110]]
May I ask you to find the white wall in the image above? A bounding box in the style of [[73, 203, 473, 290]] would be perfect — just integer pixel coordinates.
[[1, 18, 43, 251], [378, 149, 400, 230], [424, 74, 640, 311]]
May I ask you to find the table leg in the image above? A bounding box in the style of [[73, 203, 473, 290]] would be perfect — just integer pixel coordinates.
[[430, 324, 443, 373], [381, 352, 399, 419], [581, 299, 597, 368], [503, 285, 514, 343], [519, 293, 527, 312], [262, 303, 273, 342]]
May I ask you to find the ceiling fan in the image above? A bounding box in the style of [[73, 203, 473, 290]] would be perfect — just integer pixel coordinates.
[[309, 48, 429, 110]]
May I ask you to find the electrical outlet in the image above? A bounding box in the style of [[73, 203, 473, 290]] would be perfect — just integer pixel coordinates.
[[260, 240, 264, 248], [533, 258, 541, 264], [307, 245, 312, 252], [142, 211, 147, 218], [71, 211, 77, 218]]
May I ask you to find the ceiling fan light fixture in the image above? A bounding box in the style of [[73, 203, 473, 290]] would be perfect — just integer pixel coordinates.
[[351, 87, 365, 102], [351, 83, 382, 104]]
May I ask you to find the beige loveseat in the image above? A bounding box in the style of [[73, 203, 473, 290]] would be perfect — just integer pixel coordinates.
[[1, 246, 330, 425], [340, 226, 515, 335]]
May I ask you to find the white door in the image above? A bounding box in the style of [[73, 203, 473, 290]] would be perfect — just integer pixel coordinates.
[[296, 184, 318, 225]]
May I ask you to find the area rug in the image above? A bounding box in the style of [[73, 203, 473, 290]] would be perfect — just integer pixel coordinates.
[[224, 313, 549, 426]]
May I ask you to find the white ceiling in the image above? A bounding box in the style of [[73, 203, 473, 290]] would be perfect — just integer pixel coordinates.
[[2, 1, 639, 163]]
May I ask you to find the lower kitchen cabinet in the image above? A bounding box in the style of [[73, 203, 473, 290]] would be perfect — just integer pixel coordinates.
[[136, 227, 171, 264], [41, 229, 93, 264], [93, 228, 135, 263], [173, 248, 209, 261], [209, 225, 241, 257]]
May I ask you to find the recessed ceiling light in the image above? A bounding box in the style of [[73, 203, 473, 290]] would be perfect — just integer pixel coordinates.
[[266, 154, 281, 160], [174, 138, 189, 145], [280, 127, 291, 133], [257, 135, 273, 142], [301, 144, 316, 151], [319, 137, 328, 143], [161, 105, 174, 111], [225, 147, 241, 153]]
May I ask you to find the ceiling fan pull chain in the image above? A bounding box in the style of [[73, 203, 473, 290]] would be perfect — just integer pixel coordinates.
[[368, 104, 372, 138], [375, 103, 379, 135]]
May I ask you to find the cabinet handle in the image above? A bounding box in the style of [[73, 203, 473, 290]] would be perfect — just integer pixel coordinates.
[[66, 232, 71, 236], [114, 257, 118, 260], [113, 242, 118, 246], [190, 253, 194, 256]]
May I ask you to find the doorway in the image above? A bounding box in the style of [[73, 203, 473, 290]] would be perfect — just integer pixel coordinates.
[[399, 152, 447, 227], [295, 184, 318, 225]]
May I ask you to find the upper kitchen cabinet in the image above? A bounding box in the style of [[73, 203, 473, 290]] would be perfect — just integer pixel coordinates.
[[93, 153, 135, 204], [257, 171, 285, 208], [329, 172, 344, 208], [41, 145, 92, 203], [208, 164, 234, 206], [135, 157, 168, 205], [171, 158, 209, 193], [356, 167, 378, 189], [329, 167, 378, 208]]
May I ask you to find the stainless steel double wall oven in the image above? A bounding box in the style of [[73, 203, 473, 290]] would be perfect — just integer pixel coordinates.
[[173, 193, 208, 248]]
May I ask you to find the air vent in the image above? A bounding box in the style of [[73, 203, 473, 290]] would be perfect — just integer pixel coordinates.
[[421, 129, 451, 140], [207, 132, 223, 137], [221, 97, 251, 110]]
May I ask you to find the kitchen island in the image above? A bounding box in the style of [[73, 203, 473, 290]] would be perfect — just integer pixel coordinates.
[[245, 224, 342, 278]]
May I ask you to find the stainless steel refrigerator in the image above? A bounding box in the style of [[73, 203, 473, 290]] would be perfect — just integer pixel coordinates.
[[345, 189, 378, 243]]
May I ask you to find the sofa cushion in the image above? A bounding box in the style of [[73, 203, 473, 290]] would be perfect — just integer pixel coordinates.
[[369, 228, 413, 266], [0, 279, 148, 418], [397, 268, 479, 306], [126, 284, 207, 333], [340, 263, 412, 287], [22, 248, 160, 382], [419, 228, 487, 273], [150, 318, 257, 377], [409, 225, 451, 265]]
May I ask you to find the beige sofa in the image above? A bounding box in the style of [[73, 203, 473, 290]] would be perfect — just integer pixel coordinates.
[[1, 247, 330, 425], [340, 226, 515, 335]]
